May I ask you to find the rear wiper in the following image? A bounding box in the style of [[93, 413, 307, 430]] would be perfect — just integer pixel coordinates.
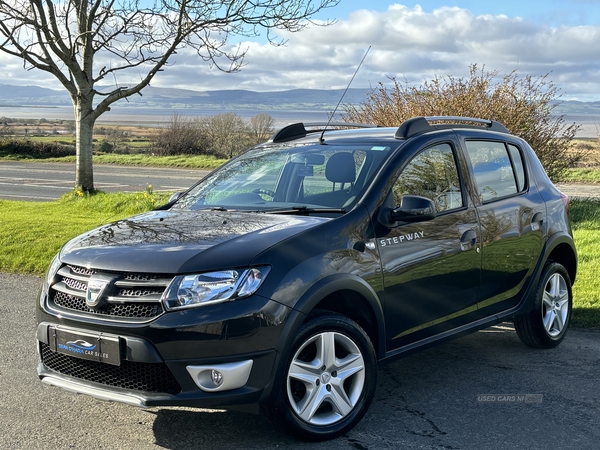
[[265, 206, 346, 215]]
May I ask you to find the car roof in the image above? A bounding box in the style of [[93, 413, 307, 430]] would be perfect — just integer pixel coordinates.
[[269, 116, 510, 145]]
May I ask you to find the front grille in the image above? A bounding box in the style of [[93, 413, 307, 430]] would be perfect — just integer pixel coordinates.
[[41, 343, 181, 394], [53, 291, 163, 318], [48, 265, 172, 322]]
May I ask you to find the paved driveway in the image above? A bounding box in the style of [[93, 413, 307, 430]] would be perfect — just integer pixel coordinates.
[[1, 273, 599, 449]]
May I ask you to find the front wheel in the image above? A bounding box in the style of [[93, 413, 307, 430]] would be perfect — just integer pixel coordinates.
[[514, 262, 573, 348], [263, 311, 377, 441]]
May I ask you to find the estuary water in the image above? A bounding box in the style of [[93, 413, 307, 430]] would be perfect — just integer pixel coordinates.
[[1, 105, 598, 137], [0, 105, 332, 128]]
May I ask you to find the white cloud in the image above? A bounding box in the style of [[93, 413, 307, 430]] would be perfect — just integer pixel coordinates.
[[2, 3, 600, 99]]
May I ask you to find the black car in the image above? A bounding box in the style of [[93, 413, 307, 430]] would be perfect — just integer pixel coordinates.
[[37, 116, 577, 441]]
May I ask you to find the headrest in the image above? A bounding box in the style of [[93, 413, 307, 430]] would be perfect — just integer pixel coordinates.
[[325, 152, 356, 183]]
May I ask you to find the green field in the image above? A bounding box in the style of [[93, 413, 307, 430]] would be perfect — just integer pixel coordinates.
[[43, 153, 227, 169], [0, 192, 597, 328], [0, 151, 227, 169], [565, 168, 600, 183]]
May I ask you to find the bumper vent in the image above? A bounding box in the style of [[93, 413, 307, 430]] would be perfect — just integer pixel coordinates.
[[41, 343, 181, 394], [48, 265, 172, 322]]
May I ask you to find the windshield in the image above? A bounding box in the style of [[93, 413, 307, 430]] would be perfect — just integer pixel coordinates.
[[172, 143, 392, 212]]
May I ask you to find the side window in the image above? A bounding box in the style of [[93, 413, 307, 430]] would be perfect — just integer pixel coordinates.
[[465, 141, 519, 203], [507, 144, 527, 192], [393, 143, 463, 213]]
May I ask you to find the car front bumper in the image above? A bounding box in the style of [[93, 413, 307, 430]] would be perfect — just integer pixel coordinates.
[[36, 289, 292, 408]]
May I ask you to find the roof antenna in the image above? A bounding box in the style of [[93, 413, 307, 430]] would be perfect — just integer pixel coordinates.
[[319, 46, 371, 143]]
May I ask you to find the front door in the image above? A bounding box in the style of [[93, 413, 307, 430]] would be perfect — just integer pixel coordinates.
[[377, 141, 481, 351]]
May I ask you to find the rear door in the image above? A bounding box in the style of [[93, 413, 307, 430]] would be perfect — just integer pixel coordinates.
[[461, 136, 545, 316]]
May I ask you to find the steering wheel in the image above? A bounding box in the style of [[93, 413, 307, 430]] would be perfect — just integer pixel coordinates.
[[252, 188, 276, 199]]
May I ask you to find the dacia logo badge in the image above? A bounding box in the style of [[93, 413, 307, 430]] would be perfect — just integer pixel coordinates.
[[86, 275, 111, 309]]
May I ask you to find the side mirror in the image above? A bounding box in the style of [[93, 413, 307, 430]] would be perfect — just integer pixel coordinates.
[[168, 191, 185, 204], [390, 195, 437, 223]]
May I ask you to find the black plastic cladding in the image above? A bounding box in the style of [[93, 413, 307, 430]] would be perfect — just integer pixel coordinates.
[[270, 116, 510, 143], [271, 122, 377, 143], [40, 342, 181, 394]]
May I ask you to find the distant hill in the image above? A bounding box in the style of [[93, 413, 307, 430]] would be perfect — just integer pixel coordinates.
[[2, 83, 600, 118], [0, 84, 371, 111]]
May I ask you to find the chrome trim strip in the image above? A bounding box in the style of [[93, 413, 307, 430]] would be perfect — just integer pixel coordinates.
[[115, 279, 172, 288], [106, 294, 162, 304], [41, 376, 147, 408], [53, 281, 85, 296], [57, 266, 89, 282]]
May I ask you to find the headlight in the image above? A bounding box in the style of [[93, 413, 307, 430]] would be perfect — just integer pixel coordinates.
[[162, 266, 271, 310], [46, 253, 62, 285]]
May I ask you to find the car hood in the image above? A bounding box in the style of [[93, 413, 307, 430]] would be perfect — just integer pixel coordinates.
[[60, 210, 329, 273]]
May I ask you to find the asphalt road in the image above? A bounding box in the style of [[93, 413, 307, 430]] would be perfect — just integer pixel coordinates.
[[1, 272, 599, 450], [0, 161, 210, 201], [1, 161, 600, 204]]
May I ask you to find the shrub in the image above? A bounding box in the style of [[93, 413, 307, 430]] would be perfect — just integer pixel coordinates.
[[150, 113, 209, 156], [0, 138, 75, 158], [196, 113, 251, 158], [342, 65, 582, 181]]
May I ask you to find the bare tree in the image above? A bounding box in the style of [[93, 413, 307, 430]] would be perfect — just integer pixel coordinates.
[[0, 0, 338, 191], [198, 112, 250, 158], [151, 112, 208, 156], [250, 113, 275, 144]]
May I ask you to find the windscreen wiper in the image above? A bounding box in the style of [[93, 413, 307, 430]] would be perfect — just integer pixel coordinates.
[[264, 206, 346, 215]]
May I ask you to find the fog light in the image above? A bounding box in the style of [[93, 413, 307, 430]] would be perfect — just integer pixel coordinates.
[[186, 360, 253, 392], [211, 370, 224, 387]]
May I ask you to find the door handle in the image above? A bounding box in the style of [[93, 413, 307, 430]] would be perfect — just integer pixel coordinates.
[[460, 229, 477, 251]]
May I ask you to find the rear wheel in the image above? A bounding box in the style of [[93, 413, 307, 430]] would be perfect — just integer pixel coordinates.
[[514, 262, 572, 348], [263, 311, 377, 441]]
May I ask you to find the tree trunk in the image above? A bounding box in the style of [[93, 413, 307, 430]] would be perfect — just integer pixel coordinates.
[[74, 99, 96, 191]]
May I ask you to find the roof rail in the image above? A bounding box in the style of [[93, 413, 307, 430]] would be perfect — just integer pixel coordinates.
[[271, 122, 377, 143], [395, 116, 509, 139]]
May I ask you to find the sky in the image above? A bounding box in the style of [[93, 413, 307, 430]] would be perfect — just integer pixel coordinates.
[[2, 1, 600, 100]]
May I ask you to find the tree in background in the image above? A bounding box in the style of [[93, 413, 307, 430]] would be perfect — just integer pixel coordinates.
[[99, 128, 128, 154], [151, 113, 208, 156], [250, 113, 276, 145], [152, 112, 274, 158], [0, 0, 338, 191], [343, 65, 581, 181], [198, 112, 250, 158]]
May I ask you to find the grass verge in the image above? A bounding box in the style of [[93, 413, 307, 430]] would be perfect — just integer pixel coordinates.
[[0, 190, 171, 274], [0, 195, 598, 328], [564, 168, 600, 184], [570, 199, 600, 328], [0, 153, 227, 170]]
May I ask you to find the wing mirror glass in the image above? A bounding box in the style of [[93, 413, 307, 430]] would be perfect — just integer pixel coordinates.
[[390, 195, 437, 223]]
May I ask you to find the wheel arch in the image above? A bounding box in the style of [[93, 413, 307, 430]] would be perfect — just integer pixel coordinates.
[[260, 274, 385, 404], [545, 238, 577, 285], [292, 274, 385, 359]]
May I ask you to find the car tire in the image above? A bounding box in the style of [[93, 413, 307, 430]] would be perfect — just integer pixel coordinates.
[[263, 310, 377, 441], [514, 262, 572, 348]]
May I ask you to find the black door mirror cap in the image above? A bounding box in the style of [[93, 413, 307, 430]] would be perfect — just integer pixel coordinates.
[[390, 195, 437, 223]]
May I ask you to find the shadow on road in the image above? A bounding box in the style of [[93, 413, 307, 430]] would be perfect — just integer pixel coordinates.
[[148, 324, 569, 450]]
